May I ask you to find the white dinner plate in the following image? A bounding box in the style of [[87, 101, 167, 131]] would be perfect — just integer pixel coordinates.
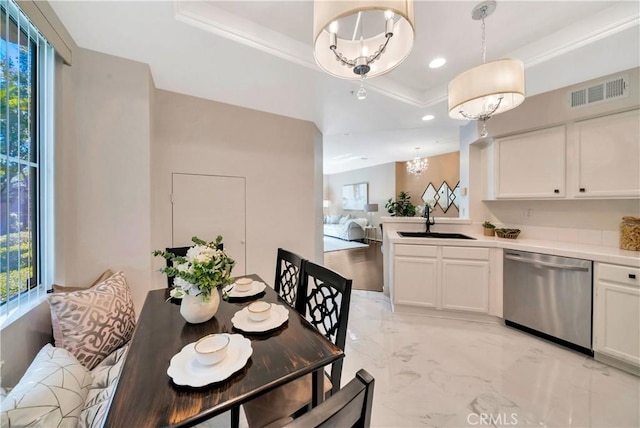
[[231, 304, 289, 333], [167, 334, 252, 387], [224, 280, 267, 298]]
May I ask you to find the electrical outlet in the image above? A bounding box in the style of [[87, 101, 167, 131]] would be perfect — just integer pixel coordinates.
[[521, 209, 533, 218]]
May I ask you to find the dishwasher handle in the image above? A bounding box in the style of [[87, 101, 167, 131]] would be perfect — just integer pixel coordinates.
[[504, 254, 590, 271]]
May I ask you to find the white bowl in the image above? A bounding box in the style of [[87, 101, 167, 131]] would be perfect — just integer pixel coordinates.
[[235, 277, 253, 292], [194, 334, 230, 366], [248, 301, 272, 322]]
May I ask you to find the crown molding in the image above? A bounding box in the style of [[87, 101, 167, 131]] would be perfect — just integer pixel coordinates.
[[519, 10, 639, 68], [175, 0, 639, 110]]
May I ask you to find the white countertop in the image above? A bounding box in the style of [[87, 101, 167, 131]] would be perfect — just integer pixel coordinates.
[[389, 232, 640, 267]]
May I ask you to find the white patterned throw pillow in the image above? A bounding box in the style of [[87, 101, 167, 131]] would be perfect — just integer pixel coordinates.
[[0, 344, 92, 428]]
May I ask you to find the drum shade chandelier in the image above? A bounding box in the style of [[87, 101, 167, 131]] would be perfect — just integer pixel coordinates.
[[448, 1, 525, 137], [313, 0, 415, 82]]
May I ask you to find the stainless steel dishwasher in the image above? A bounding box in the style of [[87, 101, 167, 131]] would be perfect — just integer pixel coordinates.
[[503, 250, 593, 354]]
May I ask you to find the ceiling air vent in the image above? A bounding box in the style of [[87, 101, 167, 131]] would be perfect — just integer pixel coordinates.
[[569, 75, 628, 108]]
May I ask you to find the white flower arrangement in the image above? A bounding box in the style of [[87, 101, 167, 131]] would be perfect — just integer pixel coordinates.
[[153, 236, 235, 301]]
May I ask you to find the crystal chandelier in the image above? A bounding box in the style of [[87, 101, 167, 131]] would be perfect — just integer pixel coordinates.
[[448, 1, 525, 137], [406, 148, 428, 177], [313, 0, 415, 80]]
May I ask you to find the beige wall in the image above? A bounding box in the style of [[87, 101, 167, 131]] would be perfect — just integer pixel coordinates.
[[396, 152, 460, 217], [487, 67, 639, 138], [150, 90, 321, 290], [55, 48, 321, 315], [312, 129, 324, 263], [57, 48, 153, 312], [324, 163, 396, 227]]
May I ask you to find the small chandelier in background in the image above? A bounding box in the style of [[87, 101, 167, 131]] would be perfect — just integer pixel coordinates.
[[448, 1, 525, 137], [313, 0, 415, 80], [406, 148, 428, 177]]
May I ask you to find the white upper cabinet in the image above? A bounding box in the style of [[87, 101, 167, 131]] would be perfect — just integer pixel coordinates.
[[487, 109, 640, 200], [571, 109, 640, 198], [495, 126, 566, 199]]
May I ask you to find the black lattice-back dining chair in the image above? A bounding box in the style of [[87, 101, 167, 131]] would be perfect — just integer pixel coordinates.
[[164, 246, 189, 287], [298, 260, 353, 396], [242, 262, 353, 428], [283, 369, 375, 428], [274, 248, 305, 311], [164, 243, 223, 287]]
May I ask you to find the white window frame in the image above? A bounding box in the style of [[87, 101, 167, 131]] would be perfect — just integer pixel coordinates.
[[0, 0, 54, 328]]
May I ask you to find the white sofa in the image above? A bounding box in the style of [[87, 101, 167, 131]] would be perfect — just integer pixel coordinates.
[[323, 215, 367, 241]]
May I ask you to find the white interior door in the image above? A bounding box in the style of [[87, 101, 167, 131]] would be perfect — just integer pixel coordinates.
[[172, 173, 246, 275]]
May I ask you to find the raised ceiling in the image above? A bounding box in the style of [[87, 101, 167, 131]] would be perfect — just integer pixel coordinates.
[[49, 1, 640, 174]]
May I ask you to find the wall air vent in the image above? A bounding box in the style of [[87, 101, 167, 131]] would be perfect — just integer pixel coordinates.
[[569, 75, 628, 108], [571, 89, 587, 107]]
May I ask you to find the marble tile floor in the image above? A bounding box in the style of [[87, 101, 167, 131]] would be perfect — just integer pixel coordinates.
[[200, 290, 639, 428]]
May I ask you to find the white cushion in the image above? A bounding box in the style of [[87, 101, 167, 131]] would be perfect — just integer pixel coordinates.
[[328, 215, 341, 224], [0, 344, 92, 428], [351, 217, 368, 228], [79, 344, 129, 428]]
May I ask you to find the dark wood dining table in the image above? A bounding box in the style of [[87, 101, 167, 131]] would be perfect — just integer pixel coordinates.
[[104, 274, 344, 427]]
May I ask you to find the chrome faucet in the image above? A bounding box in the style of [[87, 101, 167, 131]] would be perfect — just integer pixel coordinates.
[[423, 204, 435, 232]]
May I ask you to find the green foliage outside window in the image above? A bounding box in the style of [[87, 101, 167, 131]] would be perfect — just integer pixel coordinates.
[[0, 5, 38, 305]]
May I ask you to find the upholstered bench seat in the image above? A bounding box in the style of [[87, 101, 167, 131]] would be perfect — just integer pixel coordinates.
[[0, 270, 135, 428]]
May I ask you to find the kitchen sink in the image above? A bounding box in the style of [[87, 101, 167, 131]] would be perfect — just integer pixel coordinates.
[[398, 232, 476, 240]]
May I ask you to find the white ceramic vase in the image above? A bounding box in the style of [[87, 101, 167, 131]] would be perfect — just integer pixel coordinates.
[[180, 289, 220, 324]]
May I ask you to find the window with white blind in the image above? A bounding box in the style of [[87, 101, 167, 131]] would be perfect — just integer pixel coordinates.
[[0, 0, 54, 325]]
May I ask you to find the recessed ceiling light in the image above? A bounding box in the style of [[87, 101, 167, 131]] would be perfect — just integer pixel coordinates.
[[429, 57, 446, 69], [422, 114, 435, 121]]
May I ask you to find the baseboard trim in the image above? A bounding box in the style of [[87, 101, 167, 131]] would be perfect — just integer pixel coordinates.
[[594, 352, 640, 376], [391, 304, 501, 324]]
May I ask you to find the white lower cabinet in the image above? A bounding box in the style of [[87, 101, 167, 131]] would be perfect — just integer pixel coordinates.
[[393, 245, 437, 308], [393, 244, 490, 315], [442, 247, 490, 313], [593, 262, 640, 372], [394, 256, 438, 308]]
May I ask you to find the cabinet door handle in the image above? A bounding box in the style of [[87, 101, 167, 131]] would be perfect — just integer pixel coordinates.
[[553, 189, 559, 194], [579, 188, 586, 192], [630, 274, 637, 279]]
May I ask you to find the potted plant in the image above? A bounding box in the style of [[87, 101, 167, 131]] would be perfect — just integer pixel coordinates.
[[482, 221, 496, 236], [385, 191, 417, 217], [153, 236, 235, 323]]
